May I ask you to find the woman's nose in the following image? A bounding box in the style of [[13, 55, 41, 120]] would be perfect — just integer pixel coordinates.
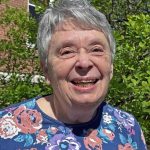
[[75, 51, 93, 70]]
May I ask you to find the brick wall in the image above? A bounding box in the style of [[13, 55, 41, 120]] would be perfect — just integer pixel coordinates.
[[6, 0, 28, 9], [0, 0, 28, 40], [0, 0, 28, 10], [0, 0, 30, 73]]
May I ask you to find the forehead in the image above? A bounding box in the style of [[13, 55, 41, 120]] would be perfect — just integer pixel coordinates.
[[54, 18, 101, 32], [50, 20, 109, 45], [51, 30, 108, 44]]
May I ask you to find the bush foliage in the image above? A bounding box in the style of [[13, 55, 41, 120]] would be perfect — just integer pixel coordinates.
[[0, 1, 149, 145], [0, 7, 52, 108], [108, 13, 150, 143]]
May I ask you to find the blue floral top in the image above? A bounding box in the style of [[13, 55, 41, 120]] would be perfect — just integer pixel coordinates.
[[0, 96, 147, 150]]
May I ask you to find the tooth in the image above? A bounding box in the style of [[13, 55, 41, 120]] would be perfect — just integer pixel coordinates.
[[74, 80, 95, 83]]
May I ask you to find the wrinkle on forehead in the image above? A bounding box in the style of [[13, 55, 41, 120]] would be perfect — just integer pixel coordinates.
[[52, 19, 110, 51]]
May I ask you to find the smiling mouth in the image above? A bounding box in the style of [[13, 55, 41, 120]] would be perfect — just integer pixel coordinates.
[[71, 79, 99, 87]]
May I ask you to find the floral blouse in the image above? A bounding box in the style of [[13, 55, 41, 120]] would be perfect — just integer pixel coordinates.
[[0, 96, 147, 150]]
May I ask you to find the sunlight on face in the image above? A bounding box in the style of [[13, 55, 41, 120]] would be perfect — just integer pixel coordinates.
[[45, 21, 113, 107]]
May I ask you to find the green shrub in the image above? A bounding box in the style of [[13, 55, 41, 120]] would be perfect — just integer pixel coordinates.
[[0, 3, 149, 145], [107, 14, 150, 144], [0, 6, 52, 107]]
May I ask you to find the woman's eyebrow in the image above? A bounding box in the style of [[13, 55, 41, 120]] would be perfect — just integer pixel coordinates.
[[61, 41, 76, 47], [87, 39, 105, 46]]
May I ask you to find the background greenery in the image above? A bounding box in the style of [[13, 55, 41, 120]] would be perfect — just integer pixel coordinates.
[[0, 0, 149, 145]]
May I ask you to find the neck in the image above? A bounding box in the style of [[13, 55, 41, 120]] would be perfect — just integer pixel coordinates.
[[50, 95, 99, 124]]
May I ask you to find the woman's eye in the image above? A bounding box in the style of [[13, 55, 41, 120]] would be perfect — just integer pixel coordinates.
[[59, 48, 76, 58], [61, 50, 73, 55], [91, 47, 104, 55], [92, 48, 103, 52]]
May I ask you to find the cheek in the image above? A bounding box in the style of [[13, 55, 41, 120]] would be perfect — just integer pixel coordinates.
[[48, 58, 74, 80], [94, 57, 112, 75]]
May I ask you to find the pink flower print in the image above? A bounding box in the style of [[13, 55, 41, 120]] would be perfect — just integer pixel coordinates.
[[13, 105, 42, 134], [36, 129, 48, 144], [102, 129, 115, 141], [49, 126, 59, 134], [84, 129, 102, 150], [0, 113, 20, 139]]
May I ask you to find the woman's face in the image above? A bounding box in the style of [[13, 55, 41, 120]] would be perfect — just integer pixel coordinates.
[[45, 23, 113, 107]]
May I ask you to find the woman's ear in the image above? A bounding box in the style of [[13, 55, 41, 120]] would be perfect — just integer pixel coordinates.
[[40, 60, 51, 85], [110, 64, 113, 80]]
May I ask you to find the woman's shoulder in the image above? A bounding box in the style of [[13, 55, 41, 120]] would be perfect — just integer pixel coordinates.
[[102, 102, 140, 133], [103, 103, 135, 121], [0, 96, 41, 116]]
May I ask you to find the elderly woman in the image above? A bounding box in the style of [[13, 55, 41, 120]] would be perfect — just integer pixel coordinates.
[[0, 0, 147, 149]]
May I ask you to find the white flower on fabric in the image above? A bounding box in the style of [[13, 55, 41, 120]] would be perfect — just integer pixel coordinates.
[[0, 114, 21, 139], [103, 113, 112, 124]]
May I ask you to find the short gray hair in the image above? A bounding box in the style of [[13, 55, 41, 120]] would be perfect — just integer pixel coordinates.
[[37, 0, 116, 64]]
